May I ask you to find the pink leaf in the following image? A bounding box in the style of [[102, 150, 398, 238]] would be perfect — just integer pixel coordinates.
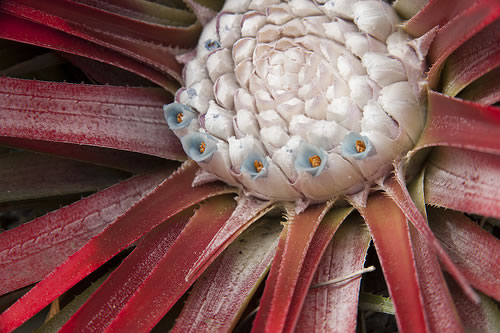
[[0, 12, 177, 92], [283, 207, 354, 333], [62, 194, 245, 332], [296, 214, 372, 333], [172, 219, 281, 332], [427, 1, 500, 89], [0, 169, 169, 295], [0, 162, 231, 332], [416, 91, 500, 155], [441, 19, 500, 97], [0, 77, 186, 160], [359, 192, 430, 333], [252, 203, 332, 333], [424, 147, 500, 219], [428, 207, 500, 300]]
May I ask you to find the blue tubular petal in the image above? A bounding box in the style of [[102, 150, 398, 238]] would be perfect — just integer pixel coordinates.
[[241, 152, 268, 180], [341, 132, 374, 160], [294, 142, 328, 177], [204, 39, 221, 51], [180, 132, 217, 162], [163, 103, 197, 130]]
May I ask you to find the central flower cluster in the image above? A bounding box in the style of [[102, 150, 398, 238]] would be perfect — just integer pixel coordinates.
[[165, 0, 427, 203]]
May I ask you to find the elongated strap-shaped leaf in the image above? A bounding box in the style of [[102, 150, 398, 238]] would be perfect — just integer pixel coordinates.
[[408, 171, 464, 332], [458, 66, 500, 105], [296, 214, 371, 333], [0, 137, 171, 174], [415, 91, 500, 155], [1, 0, 200, 80], [36, 273, 109, 333], [427, 1, 500, 88], [0, 169, 169, 296], [447, 277, 500, 333], [0, 77, 186, 160], [172, 219, 281, 333], [251, 222, 287, 332], [252, 203, 332, 333], [382, 174, 479, 304], [0, 162, 232, 332], [428, 208, 500, 301], [0, 12, 177, 91], [404, 0, 472, 37], [184, 197, 275, 282], [359, 193, 430, 333], [58, 209, 194, 332], [441, 20, 500, 97], [62, 194, 247, 332], [283, 207, 353, 333], [424, 147, 500, 219], [0, 151, 127, 203]]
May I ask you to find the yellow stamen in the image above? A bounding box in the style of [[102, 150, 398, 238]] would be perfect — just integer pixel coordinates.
[[176, 112, 184, 123], [309, 155, 321, 168], [254, 160, 264, 173], [199, 141, 206, 154], [355, 140, 366, 153]]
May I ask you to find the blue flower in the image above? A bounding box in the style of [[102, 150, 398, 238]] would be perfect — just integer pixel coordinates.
[[294, 142, 327, 177], [341, 132, 374, 160], [241, 153, 268, 180], [163, 103, 197, 130], [180, 132, 217, 162], [204, 39, 221, 51]]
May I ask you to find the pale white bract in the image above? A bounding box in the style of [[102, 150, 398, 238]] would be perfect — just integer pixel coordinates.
[[165, 0, 428, 204]]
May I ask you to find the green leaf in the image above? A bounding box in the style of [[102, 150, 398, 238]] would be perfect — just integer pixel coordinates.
[[358, 293, 395, 315]]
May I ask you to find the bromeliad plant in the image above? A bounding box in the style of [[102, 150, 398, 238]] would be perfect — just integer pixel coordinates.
[[0, 0, 499, 332]]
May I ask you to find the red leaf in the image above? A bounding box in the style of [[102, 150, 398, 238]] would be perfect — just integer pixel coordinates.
[[0, 77, 186, 160], [416, 91, 500, 155], [404, 0, 472, 37], [0, 169, 169, 295], [62, 195, 242, 332], [409, 226, 464, 332], [172, 219, 281, 332], [447, 277, 500, 333], [427, 1, 500, 89], [458, 66, 500, 105], [252, 203, 332, 333], [0, 162, 231, 332], [359, 193, 430, 333], [428, 208, 500, 301], [296, 214, 372, 333], [0, 137, 171, 174], [441, 19, 500, 97], [382, 175, 479, 304], [0, 12, 177, 91], [0, 151, 127, 203], [1, 0, 196, 84], [424, 147, 500, 219], [407, 172, 464, 332], [283, 207, 353, 333]]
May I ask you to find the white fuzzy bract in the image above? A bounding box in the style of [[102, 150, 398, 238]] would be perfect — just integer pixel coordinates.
[[166, 0, 428, 203]]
